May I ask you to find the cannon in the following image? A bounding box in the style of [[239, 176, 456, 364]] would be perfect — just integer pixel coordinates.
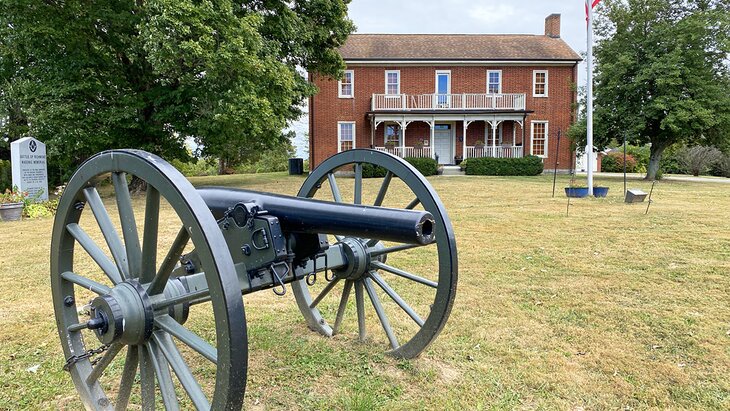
[[51, 149, 457, 410]]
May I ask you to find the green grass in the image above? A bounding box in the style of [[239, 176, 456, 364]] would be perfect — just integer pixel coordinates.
[[1, 171, 729, 410]]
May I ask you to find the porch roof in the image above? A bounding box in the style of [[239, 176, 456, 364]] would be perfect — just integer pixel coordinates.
[[367, 109, 533, 116]]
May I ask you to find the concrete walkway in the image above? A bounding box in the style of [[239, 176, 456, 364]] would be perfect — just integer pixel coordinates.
[[584, 172, 730, 184]]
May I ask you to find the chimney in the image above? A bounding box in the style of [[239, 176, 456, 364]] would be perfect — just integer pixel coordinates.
[[545, 14, 561, 38]]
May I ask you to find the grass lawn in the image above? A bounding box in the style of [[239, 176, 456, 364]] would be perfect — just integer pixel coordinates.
[[0, 171, 729, 410]]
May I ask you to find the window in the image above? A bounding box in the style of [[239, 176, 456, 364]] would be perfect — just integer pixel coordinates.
[[533, 70, 548, 97], [338, 70, 354, 98], [385, 123, 401, 146], [485, 123, 504, 145], [338, 122, 355, 152], [487, 70, 502, 94], [531, 121, 548, 157], [385, 70, 400, 95]]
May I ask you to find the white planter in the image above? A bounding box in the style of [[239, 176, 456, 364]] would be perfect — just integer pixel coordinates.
[[0, 202, 24, 221]]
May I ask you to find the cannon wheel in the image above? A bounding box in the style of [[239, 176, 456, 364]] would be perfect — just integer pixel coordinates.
[[51, 150, 247, 410], [292, 149, 457, 359]]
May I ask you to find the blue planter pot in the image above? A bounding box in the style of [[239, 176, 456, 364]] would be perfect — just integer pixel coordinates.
[[565, 187, 589, 198], [593, 187, 610, 197]]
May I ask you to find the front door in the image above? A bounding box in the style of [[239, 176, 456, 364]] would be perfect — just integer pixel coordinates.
[[433, 124, 453, 164]]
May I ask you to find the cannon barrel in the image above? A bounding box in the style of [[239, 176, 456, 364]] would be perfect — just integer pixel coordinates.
[[198, 187, 435, 245]]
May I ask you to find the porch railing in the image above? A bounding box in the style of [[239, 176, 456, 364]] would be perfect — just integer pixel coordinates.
[[371, 93, 526, 111], [466, 146, 524, 159], [374, 146, 433, 158]]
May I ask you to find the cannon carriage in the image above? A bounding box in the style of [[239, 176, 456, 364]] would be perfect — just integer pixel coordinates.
[[51, 149, 457, 410]]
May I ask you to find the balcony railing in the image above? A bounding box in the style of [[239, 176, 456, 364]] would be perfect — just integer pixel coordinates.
[[466, 146, 524, 159], [374, 146, 433, 158], [371, 93, 526, 111]]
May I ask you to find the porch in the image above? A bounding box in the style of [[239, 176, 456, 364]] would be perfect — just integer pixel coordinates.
[[369, 112, 530, 165], [372, 93, 526, 111]]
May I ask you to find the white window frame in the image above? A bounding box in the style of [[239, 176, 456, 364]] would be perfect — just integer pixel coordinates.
[[487, 70, 502, 94], [385, 70, 401, 95], [484, 123, 504, 145], [435, 70, 452, 94], [530, 121, 549, 158], [384, 123, 401, 146], [338, 70, 354, 98], [337, 121, 356, 153], [533, 70, 549, 97]]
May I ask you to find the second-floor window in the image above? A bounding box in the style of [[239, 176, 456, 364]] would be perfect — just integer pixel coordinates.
[[487, 70, 502, 94], [385, 70, 400, 95], [533, 70, 548, 97], [338, 122, 355, 152], [338, 70, 354, 98]]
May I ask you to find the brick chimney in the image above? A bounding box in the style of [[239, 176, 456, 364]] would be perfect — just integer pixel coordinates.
[[545, 14, 561, 38]]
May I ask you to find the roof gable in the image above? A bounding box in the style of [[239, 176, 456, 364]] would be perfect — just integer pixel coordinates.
[[339, 34, 582, 62]]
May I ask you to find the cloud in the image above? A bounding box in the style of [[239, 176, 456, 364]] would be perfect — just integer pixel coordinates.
[[469, 4, 518, 25]]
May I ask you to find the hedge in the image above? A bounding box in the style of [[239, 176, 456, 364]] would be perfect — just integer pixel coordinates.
[[465, 156, 544, 176], [404, 157, 438, 176], [601, 152, 638, 173], [361, 162, 388, 178]]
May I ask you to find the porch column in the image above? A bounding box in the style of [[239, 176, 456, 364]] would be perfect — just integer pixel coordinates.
[[370, 118, 375, 148], [401, 117, 407, 157], [462, 119, 467, 160], [429, 121, 435, 160]]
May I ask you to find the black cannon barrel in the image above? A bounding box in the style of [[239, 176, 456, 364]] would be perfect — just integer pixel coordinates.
[[198, 187, 435, 245]]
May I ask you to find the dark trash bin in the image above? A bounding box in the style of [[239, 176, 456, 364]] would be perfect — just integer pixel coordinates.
[[288, 158, 304, 175]]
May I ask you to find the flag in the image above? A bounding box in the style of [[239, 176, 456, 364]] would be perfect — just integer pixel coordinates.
[[585, 0, 601, 21]]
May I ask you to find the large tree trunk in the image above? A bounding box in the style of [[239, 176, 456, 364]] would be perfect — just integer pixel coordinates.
[[646, 141, 669, 180]]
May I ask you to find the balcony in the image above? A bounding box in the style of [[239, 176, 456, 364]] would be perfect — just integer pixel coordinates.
[[371, 93, 526, 111], [373, 146, 433, 158], [465, 145, 524, 159]]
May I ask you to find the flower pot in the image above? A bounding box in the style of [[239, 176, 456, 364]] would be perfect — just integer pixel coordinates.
[[564, 187, 589, 198], [0, 202, 23, 221], [593, 187, 610, 197]]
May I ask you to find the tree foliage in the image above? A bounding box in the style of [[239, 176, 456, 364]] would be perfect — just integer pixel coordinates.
[[0, 0, 354, 180], [592, 0, 730, 179]]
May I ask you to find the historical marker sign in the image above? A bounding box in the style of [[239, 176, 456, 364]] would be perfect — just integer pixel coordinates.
[[11, 137, 49, 201]]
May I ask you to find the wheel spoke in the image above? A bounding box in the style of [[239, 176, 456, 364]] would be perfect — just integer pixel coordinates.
[[405, 197, 420, 210], [369, 271, 424, 327], [363, 277, 399, 349], [66, 223, 122, 285], [309, 278, 341, 309], [83, 187, 130, 280], [61, 271, 111, 295], [139, 345, 156, 411], [155, 315, 217, 364], [86, 343, 123, 385], [115, 346, 138, 411], [154, 332, 210, 410], [148, 227, 189, 294], [147, 340, 180, 410], [112, 172, 142, 278], [327, 173, 342, 202], [332, 280, 353, 335], [373, 171, 393, 207], [355, 280, 366, 341], [141, 186, 160, 282], [369, 243, 422, 257], [371, 261, 437, 288], [354, 163, 363, 204]]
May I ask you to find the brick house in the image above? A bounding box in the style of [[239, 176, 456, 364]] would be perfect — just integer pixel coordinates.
[[308, 14, 581, 170]]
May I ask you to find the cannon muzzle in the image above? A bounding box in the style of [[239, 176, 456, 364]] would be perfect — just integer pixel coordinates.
[[198, 187, 435, 245]]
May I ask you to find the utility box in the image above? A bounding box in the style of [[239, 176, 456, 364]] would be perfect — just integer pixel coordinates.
[[288, 158, 304, 175], [625, 189, 648, 203]]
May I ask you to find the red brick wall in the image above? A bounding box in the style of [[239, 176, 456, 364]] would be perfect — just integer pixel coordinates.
[[310, 64, 578, 171]]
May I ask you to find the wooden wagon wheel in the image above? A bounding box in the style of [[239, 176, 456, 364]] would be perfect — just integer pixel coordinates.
[[51, 150, 247, 410], [292, 149, 458, 359]]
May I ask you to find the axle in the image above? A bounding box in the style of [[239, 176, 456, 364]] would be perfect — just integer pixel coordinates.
[[198, 187, 435, 245]]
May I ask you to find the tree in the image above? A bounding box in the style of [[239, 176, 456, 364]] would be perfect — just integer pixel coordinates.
[[592, 0, 730, 180], [0, 0, 354, 180]]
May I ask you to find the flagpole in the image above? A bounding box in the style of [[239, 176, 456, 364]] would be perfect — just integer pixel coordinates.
[[586, 0, 595, 195]]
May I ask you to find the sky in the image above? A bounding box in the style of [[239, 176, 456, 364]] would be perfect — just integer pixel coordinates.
[[291, 0, 590, 157]]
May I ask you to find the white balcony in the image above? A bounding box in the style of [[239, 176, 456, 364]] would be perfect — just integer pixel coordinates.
[[371, 93, 526, 111], [374, 146, 433, 158], [465, 145, 524, 159]]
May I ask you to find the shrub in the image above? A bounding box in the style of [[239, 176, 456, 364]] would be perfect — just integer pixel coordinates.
[[24, 199, 58, 218], [660, 145, 685, 174], [678, 146, 723, 176], [710, 154, 730, 178], [170, 158, 217, 177], [0, 160, 11, 191], [465, 156, 544, 176], [361, 163, 388, 178], [601, 152, 638, 173], [404, 157, 438, 176]]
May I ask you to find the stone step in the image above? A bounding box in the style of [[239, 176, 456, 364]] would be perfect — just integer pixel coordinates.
[[441, 165, 464, 176]]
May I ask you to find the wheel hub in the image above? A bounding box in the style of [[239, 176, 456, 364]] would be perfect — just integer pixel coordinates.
[[332, 238, 371, 280], [88, 280, 152, 345]]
